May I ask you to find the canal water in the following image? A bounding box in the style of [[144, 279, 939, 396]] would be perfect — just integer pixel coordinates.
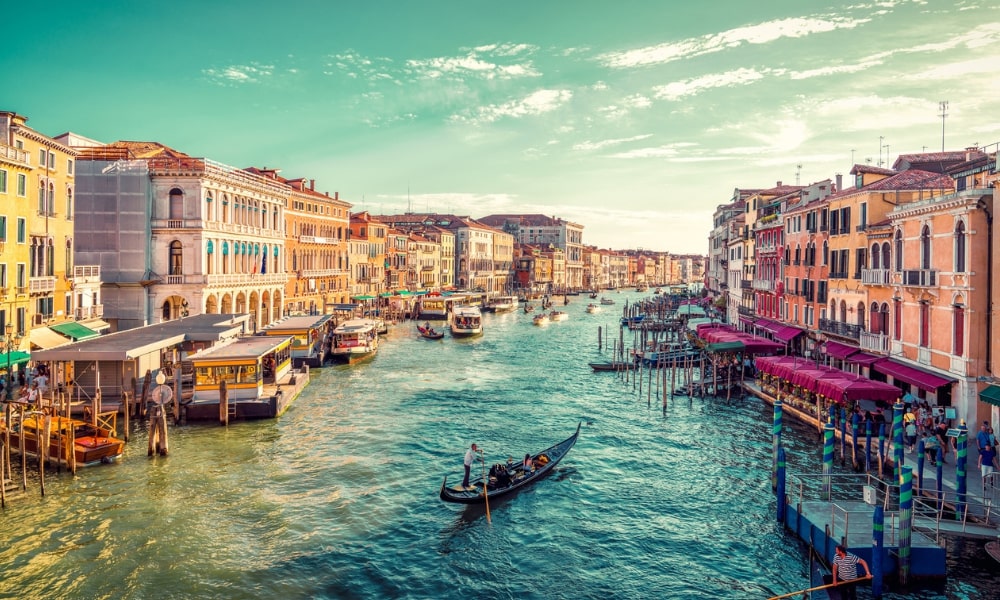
[[0, 292, 994, 599]]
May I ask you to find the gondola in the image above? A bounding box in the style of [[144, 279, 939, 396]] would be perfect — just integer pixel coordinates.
[[440, 422, 580, 504], [417, 324, 445, 340], [588, 360, 637, 371]]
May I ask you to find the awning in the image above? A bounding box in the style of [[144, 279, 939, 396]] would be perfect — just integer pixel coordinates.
[[755, 318, 782, 334], [772, 325, 804, 343], [0, 350, 31, 369], [30, 327, 72, 349], [81, 318, 111, 332], [980, 385, 1000, 407], [845, 351, 881, 366], [738, 316, 756, 327], [352, 295, 376, 301], [824, 340, 860, 360], [873, 358, 957, 392], [49, 321, 100, 341], [705, 341, 744, 353]]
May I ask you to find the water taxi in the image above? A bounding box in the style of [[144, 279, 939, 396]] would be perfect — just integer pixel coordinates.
[[485, 295, 519, 313], [450, 306, 483, 337], [599, 297, 615, 305], [532, 313, 549, 326], [548, 310, 569, 322], [586, 303, 602, 314], [330, 319, 380, 364], [259, 314, 335, 368]]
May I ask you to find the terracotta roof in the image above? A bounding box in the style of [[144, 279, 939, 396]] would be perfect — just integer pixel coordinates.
[[864, 169, 955, 191], [478, 214, 565, 227], [850, 164, 896, 176], [892, 151, 982, 173]]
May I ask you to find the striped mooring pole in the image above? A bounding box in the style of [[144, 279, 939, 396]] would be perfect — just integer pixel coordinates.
[[916, 438, 925, 494], [840, 406, 848, 465], [936, 446, 945, 512], [772, 397, 783, 491], [822, 419, 834, 501], [878, 422, 886, 477], [776, 445, 786, 523], [899, 465, 913, 585], [872, 505, 884, 599], [956, 422, 968, 519], [892, 400, 905, 483], [851, 412, 859, 469], [865, 419, 872, 473]]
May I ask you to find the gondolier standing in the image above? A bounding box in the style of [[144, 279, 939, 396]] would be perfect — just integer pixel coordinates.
[[828, 544, 871, 600], [463, 443, 479, 488]]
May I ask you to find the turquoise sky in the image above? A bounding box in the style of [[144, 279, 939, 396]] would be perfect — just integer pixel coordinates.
[[4, 0, 998, 253]]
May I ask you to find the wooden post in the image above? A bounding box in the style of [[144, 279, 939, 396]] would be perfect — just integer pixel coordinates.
[[39, 413, 51, 497], [140, 369, 152, 419], [173, 363, 181, 425], [219, 380, 229, 426], [68, 421, 76, 475], [19, 404, 26, 490], [92, 389, 100, 429], [122, 391, 130, 442], [1, 427, 7, 508]]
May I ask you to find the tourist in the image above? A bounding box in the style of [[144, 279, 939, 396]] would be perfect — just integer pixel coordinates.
[[26, 381, 40, 407], [923, 432, 941, 462], [905, 419, 917, 453], [522, 453, 533, 475], [829, 544, 871, 600], [462, 443, 479, 488], [978, 444, 998, 478], [976, 422, 991, 452]]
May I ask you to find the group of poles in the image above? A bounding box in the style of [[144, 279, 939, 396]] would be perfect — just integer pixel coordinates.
[[771, 395, 971, 595]]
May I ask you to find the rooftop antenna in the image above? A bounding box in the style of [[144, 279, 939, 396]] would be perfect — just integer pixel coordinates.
[[939, 100, 948, 151], [878, 136, 885, 167], [883, 143, 890, 167], [795, 164, 802, 185], [850, 149, 855, 165], [407, 185, 411, 214]]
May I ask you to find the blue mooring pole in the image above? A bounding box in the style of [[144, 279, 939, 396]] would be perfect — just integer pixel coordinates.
[[772, 397, 782, 491], [878, 422, 886, 476], [776, 445, 786, 523], [899, 465, 913, 586], [872, 505, 884, 599], [851, 412, 859, 469], [822, 419, 834, 501], [840, 406, 848, 465], [892, 400, 905, 483], [936, 446, 944, 512], [956, 423, 968, 520]]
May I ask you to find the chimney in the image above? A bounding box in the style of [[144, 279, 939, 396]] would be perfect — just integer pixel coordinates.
[[310, 179, 315, 191], [335, 191, 339, 200], [835, 173, 842, 192], [776, 181, 782, 187]]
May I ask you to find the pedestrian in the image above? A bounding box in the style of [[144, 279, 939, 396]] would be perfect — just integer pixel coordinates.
[[462, 443, 479, 489], [979, 444, 998, 478], [976, 422, 991, 452], [828, 544, 871, 600], [905, 420, 917, 453]]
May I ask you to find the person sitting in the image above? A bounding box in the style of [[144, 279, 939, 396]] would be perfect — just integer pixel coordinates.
[[522, 453, 533, 476]]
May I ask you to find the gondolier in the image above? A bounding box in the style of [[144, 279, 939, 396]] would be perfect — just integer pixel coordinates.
[[462, 443, 479, 488]]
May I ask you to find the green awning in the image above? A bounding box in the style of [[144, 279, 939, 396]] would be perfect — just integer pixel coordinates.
[[49, 321, 100, 340], [979, 384, 1000, 407], [705, 341, 745, 353], [352, 295, 376, 301], [0, 350, 31, 370]]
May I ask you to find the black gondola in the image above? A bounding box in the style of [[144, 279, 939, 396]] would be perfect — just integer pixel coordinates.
[[417, 325, 445, 339], [588, 360, 637, 372], [440, 423, 580, 504]]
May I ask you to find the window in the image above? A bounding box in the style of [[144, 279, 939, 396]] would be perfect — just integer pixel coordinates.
[[954, 221, 966, 273], [919, 302, 929, 347], [67, 159, 73, 175], [920, 225, 931, 269], [169, 188, 184, 220], [66, 188, 73, 219], [48, 151, 55, 169], [170, 241, 183, 275], [16, 218, 26, 243], [0, 168, 6, 192], [39, 149, 46, 166], [953, 304, 965, 356], [893, 298, 902, 341], [16, 173, 26, 196], [0, 215, 5, 242], [894, 230, 903, 271]]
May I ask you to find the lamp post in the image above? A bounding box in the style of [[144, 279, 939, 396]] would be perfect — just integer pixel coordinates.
[[4, 322, 22, 401]]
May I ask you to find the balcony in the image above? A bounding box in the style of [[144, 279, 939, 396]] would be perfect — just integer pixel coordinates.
[[298, 236, 342, 245], [861, 268, 890, 286], [900, 269, 937, 287], [752, 280, 774, 292], [75, 305, 104, 320], [29, 276, 56, 294], [740, 280, 752, 290], [73, 265, 101, 281], [738, 305, 755, 316], [859, 331, 889, 353], [818, 317, 861, 341]]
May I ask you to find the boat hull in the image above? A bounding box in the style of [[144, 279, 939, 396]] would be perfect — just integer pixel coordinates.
[[10, 416, 125, 467]]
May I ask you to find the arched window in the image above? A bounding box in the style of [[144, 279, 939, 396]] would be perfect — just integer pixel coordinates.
[[66, 187, 73, 219], [919, 301, 930, 347], [893, 298, 902, 341], [839, 300, 847, 323], [953, 299, 965, 356], [881, 242, 890, 272], [894, 230, 903, 271], [856, 302, 865, 331], [920, 225, 931, 269], [954, 221, 966, 273], [870, 243, 880, 269], [169, 241, 183, 275], [822, 240, 829, 266], [169, 187, 184, 220], [870, 302, 881, 334]]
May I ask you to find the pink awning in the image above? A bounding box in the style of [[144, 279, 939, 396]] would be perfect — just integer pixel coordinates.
[[845, 351, 882, 366], [772, 325, 805, 343], [824, 340, 860, 360], [815, 377, 901, 403], [872, 358, 956, 392]]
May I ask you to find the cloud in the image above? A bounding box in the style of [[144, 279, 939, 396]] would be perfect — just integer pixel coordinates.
[[406, 43, 540, 81], [608, 143, 696, 159], [599, 15, 868, 68], [452, 89, 573, 124], [573, 134, 654, 151], [202, 63, 274, 85], [325, 51, 400, 84], [653, 68, 767, 101]]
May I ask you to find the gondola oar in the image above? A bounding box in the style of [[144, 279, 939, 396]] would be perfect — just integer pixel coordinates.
[[478, 448, 490, 524], [766, 575, 871, 600]]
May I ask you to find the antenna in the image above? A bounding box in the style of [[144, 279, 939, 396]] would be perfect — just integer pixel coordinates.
[[883, 143, 890, 167], [850, 149, 855, 165], [878, 136, 884, 167], [939, 100, 948, 151], [407, 185, 411, 214], [795, 164, 802, 186]]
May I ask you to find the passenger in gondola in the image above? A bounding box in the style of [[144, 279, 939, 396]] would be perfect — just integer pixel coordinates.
[[522, 453, 533, 476]]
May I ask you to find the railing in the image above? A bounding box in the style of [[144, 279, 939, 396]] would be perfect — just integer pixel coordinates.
[[900, 269, 937, 287], [861, 268, 891, 286], [73, 265, 101, 280], [0, 143, 30, 166], [752, 280, 775, 291], [298, 236, 342, 244], [818, 317, 860, 340], [29, 276, 56, 293], [859, 331, 889, 353], [740, 280, 752, 290], [74, 305, 104, 320]]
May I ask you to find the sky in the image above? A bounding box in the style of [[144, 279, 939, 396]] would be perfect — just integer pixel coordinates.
[[3, 0, 999, 254]]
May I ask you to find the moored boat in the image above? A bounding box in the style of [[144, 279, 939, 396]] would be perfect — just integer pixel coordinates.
[[523, 303, 535, 313], [330, 318, 380, 364], [485, 295, 518, 313], [450, 306, 483, 337], [440, 423, 580, 504], [599, 297, 615, 305], [9, 411, 125, 467], [588, 360, 637, 372]]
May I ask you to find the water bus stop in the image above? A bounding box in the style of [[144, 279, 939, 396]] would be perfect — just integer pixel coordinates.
[[259, 314, 335, 368]]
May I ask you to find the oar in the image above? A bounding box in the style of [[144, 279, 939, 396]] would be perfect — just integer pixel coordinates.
[[478, 448, 491, 524], [767, 575, 872, 600]]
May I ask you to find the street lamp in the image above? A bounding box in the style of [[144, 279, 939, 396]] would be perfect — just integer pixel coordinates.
[[3, 322, 22, 401]]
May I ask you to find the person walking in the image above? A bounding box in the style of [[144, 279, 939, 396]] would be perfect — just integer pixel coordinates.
[[829, 544, 871, 600], [462, 443, 479, 489], [978, 444, 998, 478]]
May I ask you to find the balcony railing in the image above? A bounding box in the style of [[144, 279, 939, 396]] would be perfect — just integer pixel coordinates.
[[859, 331, 889, 354], [298, 236, 342, 245], [73, 265, 101, 280], [75, 305, 104, 320], [740, 280, 752, 290], [752, 280, 775, 292], [900, 269, 937, 287], [29, 276, 56, 294], [738, 305, 755, 316], [861, 268, 890, 286], [818, 317, 861, 341]]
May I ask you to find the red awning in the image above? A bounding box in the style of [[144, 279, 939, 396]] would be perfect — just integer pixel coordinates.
[[739, 316, 756, 327], [772, 325, 804, 343], [845, 351, 882, 366], [872, 358, 956, 392], [755, 318, 782, 334], [816, 377, 901, 403], [824, 340, 860, 360]]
